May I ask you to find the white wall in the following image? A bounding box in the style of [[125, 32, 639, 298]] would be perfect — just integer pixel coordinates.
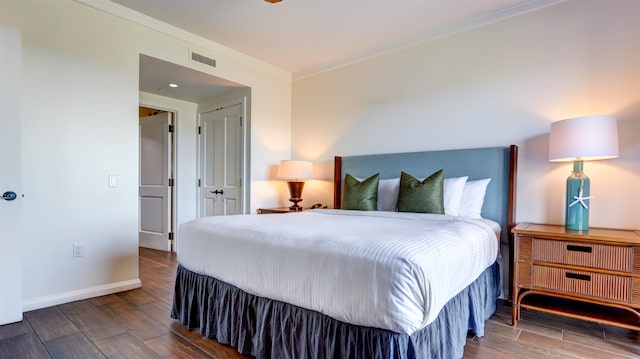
[[0, 0, 291, 310], [292, 0, 640, 230]]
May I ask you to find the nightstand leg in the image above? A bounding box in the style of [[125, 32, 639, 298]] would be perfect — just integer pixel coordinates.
[[512, 294, 519, 326]]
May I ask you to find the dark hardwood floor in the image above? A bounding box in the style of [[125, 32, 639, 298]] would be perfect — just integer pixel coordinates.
[[0, 248, 638, 358]]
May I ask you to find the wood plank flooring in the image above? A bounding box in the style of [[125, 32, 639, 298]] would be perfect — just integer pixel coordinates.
[[0, 247, 638, 358]]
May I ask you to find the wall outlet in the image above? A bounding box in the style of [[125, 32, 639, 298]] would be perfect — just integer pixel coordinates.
[[73, 243, 84, 258]]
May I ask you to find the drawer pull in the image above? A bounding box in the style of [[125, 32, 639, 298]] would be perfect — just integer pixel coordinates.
[[565, 272, 591, 281], [566, 244, 592, 253]]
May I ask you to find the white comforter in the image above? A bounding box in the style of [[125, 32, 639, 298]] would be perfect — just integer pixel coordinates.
[[177, 210, 499, 335]]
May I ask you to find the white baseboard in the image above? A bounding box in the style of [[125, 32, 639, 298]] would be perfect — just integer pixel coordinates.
[[22, 279, 142, 312]]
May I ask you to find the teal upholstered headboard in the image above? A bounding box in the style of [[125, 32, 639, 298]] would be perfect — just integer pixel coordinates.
[[333, 145, 518, 247]]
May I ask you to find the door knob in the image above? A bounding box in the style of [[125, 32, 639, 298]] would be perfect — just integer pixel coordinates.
[[2, 191, 17, 201], [210, 189, 224, 195]]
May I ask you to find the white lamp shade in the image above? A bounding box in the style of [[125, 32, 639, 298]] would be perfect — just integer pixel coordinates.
[[549, 115, 619, 162], [277, 160, 314, 180]]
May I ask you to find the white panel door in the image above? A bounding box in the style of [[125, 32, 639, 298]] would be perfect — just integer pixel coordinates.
[[139, 113, 171, 251], [199, 103, 243, 217], [0, 25, 23, 325]]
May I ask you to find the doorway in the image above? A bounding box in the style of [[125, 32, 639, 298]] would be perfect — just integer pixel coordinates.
[[139, 106, 175, 251], [138, 54, 252, 245]]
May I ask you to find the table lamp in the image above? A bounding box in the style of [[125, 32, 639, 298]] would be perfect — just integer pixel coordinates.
[[277, 160, 314, 211], [549, 115, 619, 231]]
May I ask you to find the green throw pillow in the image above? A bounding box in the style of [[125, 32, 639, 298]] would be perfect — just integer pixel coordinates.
[[397, 170, 445, 214], [343, 173, 380, 211]]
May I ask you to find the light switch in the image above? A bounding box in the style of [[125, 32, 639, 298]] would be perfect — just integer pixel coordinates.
[[108, 175, 118, 187]]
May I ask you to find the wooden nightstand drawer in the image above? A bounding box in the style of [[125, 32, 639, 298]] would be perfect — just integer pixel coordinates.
[[532, 238, 634, 272], [532, 265, 631, 303]]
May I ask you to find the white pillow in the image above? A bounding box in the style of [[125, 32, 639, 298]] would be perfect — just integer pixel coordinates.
[[377, 178, 401, 211], [443, 176, 468, 216], [459, 178, 491, 218]]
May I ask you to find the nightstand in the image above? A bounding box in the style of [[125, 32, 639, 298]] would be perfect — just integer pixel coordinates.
[[512, 223, 640, 330], [256, 207, 304, 214]]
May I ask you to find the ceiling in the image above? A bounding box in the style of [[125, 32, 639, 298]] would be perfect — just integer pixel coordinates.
[[139, 55, 246, 103], [119, 0, 561, 103]]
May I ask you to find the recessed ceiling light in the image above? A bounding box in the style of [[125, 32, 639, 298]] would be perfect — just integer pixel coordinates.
[[168, 83, 178, 88]]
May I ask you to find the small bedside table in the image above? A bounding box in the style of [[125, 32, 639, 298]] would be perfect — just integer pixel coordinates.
[[257, 207, 304, 214], [512, 222, 640, 331]]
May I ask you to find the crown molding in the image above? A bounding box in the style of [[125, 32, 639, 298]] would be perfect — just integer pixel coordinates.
[[293, 0, 567, 80], [73, 0, 291, 81]]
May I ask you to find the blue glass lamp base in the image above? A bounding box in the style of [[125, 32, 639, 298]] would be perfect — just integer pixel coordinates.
[[565, 161, 590, 232]]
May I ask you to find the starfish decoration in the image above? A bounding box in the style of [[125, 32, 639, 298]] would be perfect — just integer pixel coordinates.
[[568, 188, 594, 209]]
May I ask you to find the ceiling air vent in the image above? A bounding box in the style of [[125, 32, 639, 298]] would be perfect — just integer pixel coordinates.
[[190, 51, 216, 68]]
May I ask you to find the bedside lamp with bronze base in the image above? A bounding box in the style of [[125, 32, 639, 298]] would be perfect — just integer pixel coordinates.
[[277, 160, 314, 211]]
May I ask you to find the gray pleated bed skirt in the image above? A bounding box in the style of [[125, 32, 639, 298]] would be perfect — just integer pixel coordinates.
[[171, 262, 499, 359]]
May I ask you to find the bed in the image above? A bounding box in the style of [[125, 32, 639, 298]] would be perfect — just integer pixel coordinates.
[[171, 145, 518, 359]]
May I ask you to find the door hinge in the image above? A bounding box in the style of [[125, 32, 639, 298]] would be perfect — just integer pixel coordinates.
[[197, 126, 201, 135], [168, 232, 174, 240], [168, 178, 174, 187], [168, 124, 175, 133], [240, 116, 243, 127], [197, 179, 201, 187]]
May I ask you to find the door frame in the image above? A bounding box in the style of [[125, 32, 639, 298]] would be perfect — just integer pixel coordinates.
[[197, 96, 249, 217], [139, 103, 177, 251]]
